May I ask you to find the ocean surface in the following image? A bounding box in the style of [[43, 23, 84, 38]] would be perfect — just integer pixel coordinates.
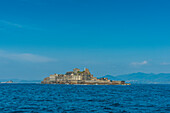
[[0, 84, 169, 113]]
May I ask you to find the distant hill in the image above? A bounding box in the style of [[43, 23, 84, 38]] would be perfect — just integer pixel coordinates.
[[101, 72, 170, 84], [1, 72, 170, 84]]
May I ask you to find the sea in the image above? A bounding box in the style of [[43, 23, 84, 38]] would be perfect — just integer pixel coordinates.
[[0, 84, 169, 113]]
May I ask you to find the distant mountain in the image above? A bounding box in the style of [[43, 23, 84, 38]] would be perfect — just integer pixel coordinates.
[[1, 72, 170, 84], [101, 72, 170, 84]]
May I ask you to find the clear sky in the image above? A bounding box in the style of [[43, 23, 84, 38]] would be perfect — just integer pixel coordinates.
[[0, 0, 170, 80]]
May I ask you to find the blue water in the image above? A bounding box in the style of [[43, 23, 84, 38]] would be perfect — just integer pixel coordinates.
[[0, 84, 169, 113]]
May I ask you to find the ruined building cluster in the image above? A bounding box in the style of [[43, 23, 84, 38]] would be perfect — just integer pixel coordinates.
[[41, 68, 129, 85]]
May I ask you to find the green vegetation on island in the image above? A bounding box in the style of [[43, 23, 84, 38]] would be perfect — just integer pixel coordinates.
[[41, 68, 130, 85]]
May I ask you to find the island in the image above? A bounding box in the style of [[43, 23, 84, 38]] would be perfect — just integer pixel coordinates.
[[41, 68, 130, 85], [0, 80, 13, 83]]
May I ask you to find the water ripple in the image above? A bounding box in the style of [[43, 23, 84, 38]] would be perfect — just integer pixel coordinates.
[[0, 84, 169, 113]]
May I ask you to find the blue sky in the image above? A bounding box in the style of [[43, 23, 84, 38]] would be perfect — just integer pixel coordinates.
[[0, 0, 170, 80]]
